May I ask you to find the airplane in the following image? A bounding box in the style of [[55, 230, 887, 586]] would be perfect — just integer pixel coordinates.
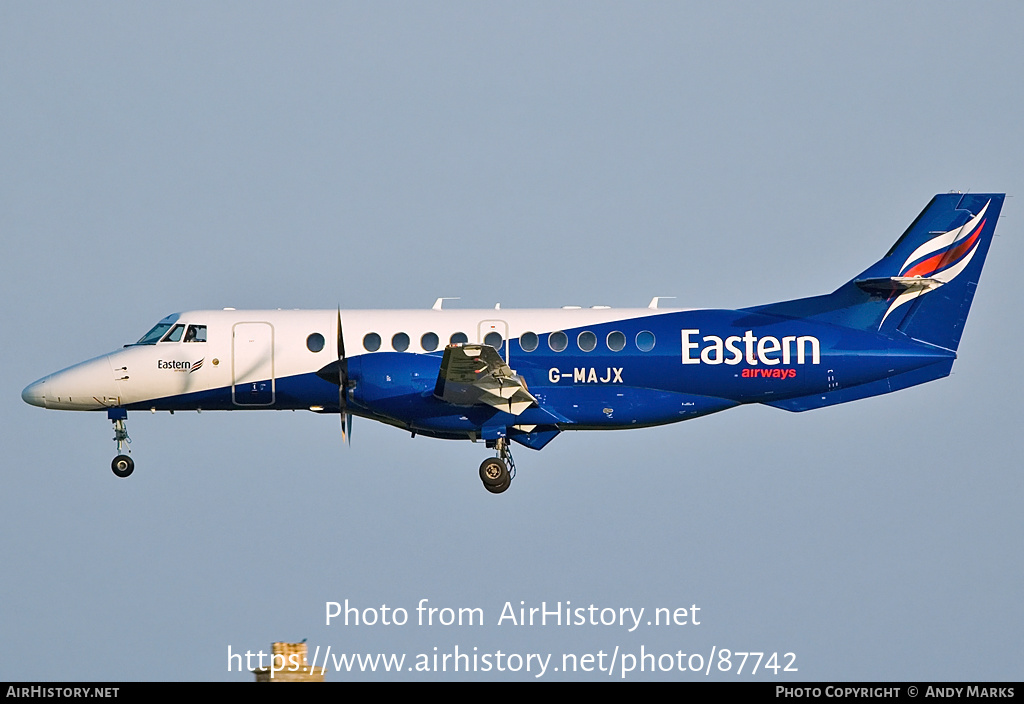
[[22, 193, 1004, 493]]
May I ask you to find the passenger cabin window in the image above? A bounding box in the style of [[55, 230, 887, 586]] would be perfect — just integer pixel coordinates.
[[520, 331, 539, 352], [578, 331, 597, 352], [548, 331, 568, 352], [421, 332, 439, 352], [450, 332, 468, 345], [306, 332, 325, 352], [484, 331, 503, 350], [607, 331, 626, 352], [184, 325, 207, 342], [636, 330, 656, 352], [363, 333, 381, 352]]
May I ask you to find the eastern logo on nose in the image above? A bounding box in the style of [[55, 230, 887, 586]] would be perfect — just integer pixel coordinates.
[[157, 358, 204, 373]]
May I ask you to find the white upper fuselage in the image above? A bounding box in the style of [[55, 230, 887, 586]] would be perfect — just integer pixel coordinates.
[[22, 306, 679, 412]]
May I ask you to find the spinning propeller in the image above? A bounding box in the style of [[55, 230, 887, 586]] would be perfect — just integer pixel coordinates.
[[337, 308, 352, 444]]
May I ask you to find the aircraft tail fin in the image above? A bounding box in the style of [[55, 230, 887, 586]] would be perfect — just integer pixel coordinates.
[[750, 193, 1004, 352]]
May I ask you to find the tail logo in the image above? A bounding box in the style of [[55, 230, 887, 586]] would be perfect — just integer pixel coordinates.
[[880, 200, 990, 328]]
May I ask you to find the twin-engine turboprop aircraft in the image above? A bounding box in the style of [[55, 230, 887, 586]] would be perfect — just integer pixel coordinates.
[[23, 193, 1003, 493]]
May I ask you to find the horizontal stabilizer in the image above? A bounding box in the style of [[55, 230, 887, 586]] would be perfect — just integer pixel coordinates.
[[854, 276, 944, 296]]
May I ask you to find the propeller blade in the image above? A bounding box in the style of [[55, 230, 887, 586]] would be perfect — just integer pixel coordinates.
[[341, 410, 352, 444], [337, 307, 346, 361], [338, 307, 351, 445]]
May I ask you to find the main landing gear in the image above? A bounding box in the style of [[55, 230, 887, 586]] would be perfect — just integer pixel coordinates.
[[479, 438, 515, 494], [108, 408, 134, 478]]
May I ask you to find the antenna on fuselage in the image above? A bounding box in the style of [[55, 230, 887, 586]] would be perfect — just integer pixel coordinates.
[[433, 297, 460, 310]]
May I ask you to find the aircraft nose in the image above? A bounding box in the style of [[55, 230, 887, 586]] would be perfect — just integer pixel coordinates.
[[22, 378, 47, 408]]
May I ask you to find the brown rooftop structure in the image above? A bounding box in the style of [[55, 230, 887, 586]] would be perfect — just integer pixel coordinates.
[[253, 642, 325, 682]]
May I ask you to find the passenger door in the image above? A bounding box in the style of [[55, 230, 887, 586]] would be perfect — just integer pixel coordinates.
[[232, 322, 275, 406]]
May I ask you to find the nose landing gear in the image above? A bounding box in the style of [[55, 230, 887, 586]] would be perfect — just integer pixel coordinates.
[[108, 408, 133, 478], [479, 438, 515, 494]]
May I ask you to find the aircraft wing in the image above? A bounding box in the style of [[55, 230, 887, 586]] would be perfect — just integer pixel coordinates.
[[433, 344, 537, 416]]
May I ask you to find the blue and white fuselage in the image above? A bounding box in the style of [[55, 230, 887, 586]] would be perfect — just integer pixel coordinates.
[[22, 193, 1005, 492]]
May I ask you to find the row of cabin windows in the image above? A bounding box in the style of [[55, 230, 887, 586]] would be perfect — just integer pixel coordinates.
[[344, 330, 657, 354]]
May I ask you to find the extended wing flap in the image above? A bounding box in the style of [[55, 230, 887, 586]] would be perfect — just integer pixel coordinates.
[[434, 344, 537, 416]]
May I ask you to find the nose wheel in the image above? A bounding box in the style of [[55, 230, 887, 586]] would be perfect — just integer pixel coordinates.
[[108, 409, 134, 478], [112, 454, 134, 478]]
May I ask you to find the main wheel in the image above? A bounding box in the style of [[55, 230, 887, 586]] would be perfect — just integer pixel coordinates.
[[479, 457, 509, 488], [484, 475, 511, 494], [111, 454, 135, 478]]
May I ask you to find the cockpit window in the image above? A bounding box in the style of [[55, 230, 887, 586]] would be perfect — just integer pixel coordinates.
[[184, 325, 207, 342], [163, 324, 186, 342], [136, 322, 173, 345]]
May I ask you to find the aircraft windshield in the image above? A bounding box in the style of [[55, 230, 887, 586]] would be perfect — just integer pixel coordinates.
[[136, 322, 174, 345]]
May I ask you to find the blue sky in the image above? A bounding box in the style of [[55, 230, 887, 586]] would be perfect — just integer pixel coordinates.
[[2, 2, 1021, 681]]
